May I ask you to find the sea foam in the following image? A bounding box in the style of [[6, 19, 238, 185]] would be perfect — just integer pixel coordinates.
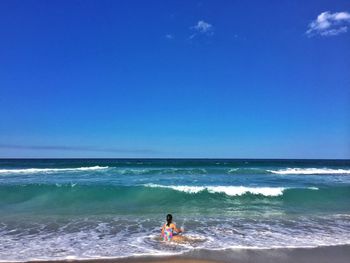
[[0, 166, 109, 174], [145, 184, 286, 196], [268, 168, 350, 175]]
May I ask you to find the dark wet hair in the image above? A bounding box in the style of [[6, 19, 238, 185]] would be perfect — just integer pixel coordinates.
[[166, 214, 172, 227]]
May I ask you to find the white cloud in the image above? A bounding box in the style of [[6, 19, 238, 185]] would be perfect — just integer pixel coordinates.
[[190, 20, 214, 39], [193, 20, 213, 33], [306, 11, 350, 37], [165, 34, 174, 39]]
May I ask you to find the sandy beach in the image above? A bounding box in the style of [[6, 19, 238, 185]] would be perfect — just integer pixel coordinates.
[[24, 245, 350, 263]]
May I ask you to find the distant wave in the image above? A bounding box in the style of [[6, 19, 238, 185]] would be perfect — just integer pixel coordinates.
[[227, 168, 269, 175], [1, 166, 348, 176], [268, 168, 350, 175], [0, 166, 109, 174], [114, 168, 208, 175], [145, 183, 288, 196]]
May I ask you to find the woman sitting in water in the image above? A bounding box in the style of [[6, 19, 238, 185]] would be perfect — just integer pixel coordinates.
[[161, 214, 183, 241]]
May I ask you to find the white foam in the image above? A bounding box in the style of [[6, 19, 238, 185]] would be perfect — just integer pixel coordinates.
[[144, 184, 285, 196], [1, 214, 350, 262], [268, 168, 350, 175], [207, 186, 285, 196], [0, 166, 109, 174]]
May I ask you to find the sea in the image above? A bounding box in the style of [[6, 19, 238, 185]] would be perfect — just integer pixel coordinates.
[[0, 159, 349, 261]]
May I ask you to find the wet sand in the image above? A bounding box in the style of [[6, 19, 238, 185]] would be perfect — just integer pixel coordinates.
[[24, 245, 350, 263], [28, 259, 219, 263]]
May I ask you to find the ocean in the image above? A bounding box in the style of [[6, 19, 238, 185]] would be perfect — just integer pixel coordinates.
[[0, 159, 349, 261]]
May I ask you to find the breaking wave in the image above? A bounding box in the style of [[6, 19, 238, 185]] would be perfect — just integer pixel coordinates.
[[0, 166, 109, 174], [144, 184, 321, 197], [1, 166, 349, 176], [268, 168, 350, 175]]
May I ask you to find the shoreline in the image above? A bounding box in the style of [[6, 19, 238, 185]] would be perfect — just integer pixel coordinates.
[[13, 244, 350, 263]]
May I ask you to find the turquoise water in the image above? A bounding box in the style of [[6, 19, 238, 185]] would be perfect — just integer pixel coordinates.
[[0, 159, 350, 261]]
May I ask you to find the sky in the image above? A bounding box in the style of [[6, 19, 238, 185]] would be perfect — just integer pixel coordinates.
[[0, 0, 349, 159]]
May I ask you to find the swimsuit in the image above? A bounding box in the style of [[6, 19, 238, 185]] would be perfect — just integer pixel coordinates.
[[162, 224, 173, 241]]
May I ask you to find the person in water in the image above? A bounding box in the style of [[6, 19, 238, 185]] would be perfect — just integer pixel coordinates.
[[161, 214, 183, 241]]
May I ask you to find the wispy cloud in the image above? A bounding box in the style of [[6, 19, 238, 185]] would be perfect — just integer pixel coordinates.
[[193, 20, 213, 33], [190, 20, 214, 39], [0, 144, 157, 154], [306, 11, 350, 37], [165, 34, 174, 40]]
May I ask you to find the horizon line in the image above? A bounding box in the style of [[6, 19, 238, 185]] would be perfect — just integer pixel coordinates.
[[0, 157, 349, 160]]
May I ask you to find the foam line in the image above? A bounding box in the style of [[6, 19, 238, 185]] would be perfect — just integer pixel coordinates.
[[0, 166, 109, 174], [268, 168, 350, 175], [144, 184, 286, 196]]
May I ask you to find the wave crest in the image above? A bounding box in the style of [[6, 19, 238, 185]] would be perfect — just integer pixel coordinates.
[[144, 184, 286, 196], [115, 168, 207, 175], [268, 168, 350, 175], [0, 166, 109, 174]]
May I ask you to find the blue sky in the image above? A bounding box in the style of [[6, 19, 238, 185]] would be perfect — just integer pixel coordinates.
[[0, 0, 349, 158]]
